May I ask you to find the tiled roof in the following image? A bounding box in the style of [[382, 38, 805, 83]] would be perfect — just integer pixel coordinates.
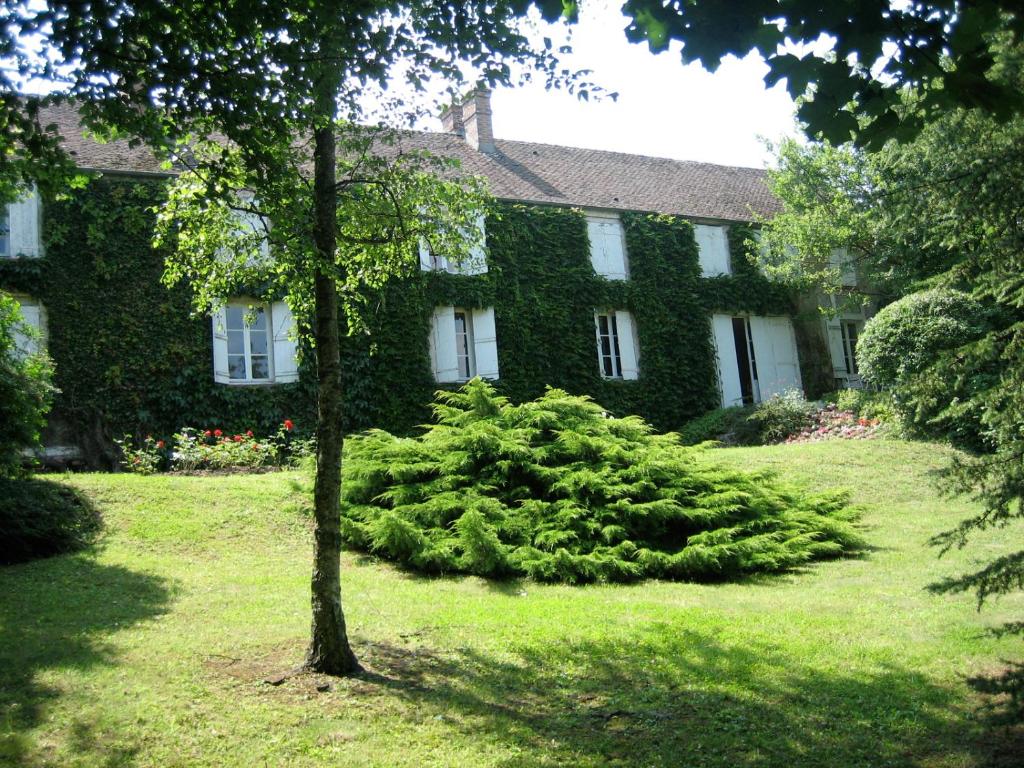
[[39, 102, 780, 222]]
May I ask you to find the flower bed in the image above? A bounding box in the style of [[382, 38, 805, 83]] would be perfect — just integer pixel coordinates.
[[785, 404, 881, 444], [116, 420, 312, 474]]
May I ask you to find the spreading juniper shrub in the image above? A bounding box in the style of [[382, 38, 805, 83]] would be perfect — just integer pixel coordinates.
[[340, 379, 863, 584]]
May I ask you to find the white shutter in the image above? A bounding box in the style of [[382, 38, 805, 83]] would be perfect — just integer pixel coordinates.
[[472, 306, 499, 379], [271, 301, 300, 383], [12, 297, 44, 356], [749, 316, 802, 399], [586, 214, 628, 280], [211, 307, 231, 384], [429, 306, 459, 383], [825, 317, 847, 377], [695, 224, 730, 277], [9, 189, 41, 258], [418, 239, 433, 271], [456, 213, 488, 275], [711, 314, 743, 407], [615, 310, 639, 380]]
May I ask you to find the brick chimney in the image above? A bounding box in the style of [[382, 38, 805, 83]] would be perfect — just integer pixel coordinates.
[[440, 101, 464, 136], [461, 87, 495, 153]]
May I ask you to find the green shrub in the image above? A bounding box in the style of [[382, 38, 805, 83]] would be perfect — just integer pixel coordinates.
[[339, 379, 863, 584], [858, 289, 992, 449], [830, 389, 901, 425], [0, 478, 102, 564], [678, 405, 759, 446], [749, 389, 817, 444], [0, 292, 55, 477], [858, 289, 989, 389]]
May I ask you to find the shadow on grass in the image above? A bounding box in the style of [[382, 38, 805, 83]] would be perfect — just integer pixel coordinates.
[[0, 554, 171, 766], [347, 624, 1016, 768]]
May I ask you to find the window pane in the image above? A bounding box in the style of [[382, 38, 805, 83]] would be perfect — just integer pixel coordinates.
[[249, 328, 268, 355], [0, 210, 8, 255], [250, 308, 266, 331], [226, 306, 244, 331], [251, 355, 270, 380], [227, 329, 244, 355], [228, 354, 247, 379], [598, 314, 609, 336]]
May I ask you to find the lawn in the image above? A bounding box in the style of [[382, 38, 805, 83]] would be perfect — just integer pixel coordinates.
[[1, 440, 1022, 767]]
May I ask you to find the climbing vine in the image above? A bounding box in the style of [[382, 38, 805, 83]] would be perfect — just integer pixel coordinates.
[[0, 175, 795, 464]]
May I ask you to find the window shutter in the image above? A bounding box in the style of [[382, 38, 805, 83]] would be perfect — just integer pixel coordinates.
[[711, 313, 743, 407], [429, 306, 460, 382], [9, 189, 40, 258], [472, 306, 500, 379], [695, 224, 730, 277], [418, 239, 433, 271], [12, 298, 44, 356], [749, 316, 802, 399], [271, 301, 300, 383], [234, 192, 270, 262], [457, 213, 489, 275], [825, 317, 848, 377], [614, 310, 639, 380], [587, 215, 628, 280], [211, 307, 231, 384]]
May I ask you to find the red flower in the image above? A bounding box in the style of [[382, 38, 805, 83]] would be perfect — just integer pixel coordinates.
[[283, 419, 294, 431], [246, 430, 254, 437], [214, 429, 223, 437], [203, 429, 212, 437], [233, 434, 243, 442], [156, 440, 166, 449]]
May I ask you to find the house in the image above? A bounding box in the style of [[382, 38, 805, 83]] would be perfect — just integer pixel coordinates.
[[0, 90, 862, 466]]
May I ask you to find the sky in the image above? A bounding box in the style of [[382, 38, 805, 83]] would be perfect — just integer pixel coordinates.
[[444, 0, 801, 169]]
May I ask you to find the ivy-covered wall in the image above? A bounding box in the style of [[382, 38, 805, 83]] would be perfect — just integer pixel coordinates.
[[0, 175, 796, 465]]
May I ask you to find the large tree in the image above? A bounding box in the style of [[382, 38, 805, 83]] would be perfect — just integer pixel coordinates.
[[621, 0, 1024, 148], [4, 0, 586, 675], [756, 104, 1024, 718]]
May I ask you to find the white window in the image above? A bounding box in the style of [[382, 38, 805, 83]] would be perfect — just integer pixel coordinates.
[[418, 213, 488, 275], [10, 295, 47, 357], [2, 189, 41, 259], [429, 305, 499, 382], [695, 224, 731, 277], [233, 192, 271, 263], [711, 314, 801, 406], [594, 310, 639, 380], [454, 309, 475, 379], [585, 212, 629, 280], [211, 300, 299, 385], [830, 248, 857, 287]]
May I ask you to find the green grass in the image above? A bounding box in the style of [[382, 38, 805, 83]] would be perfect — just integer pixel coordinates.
[[1, 440, 1022, 767]]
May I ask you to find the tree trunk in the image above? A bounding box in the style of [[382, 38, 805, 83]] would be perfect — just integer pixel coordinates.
[[304, 106, 360, 676]]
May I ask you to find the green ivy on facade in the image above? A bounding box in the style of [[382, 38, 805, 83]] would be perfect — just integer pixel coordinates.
[[0, 176, 796, 460]]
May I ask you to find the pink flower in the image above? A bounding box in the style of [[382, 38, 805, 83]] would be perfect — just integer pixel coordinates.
[[283, 419, 294, 431], [214, 429, 223, 437], [156, 440, 166, 449], [233, 434, 243, 442], [246, 430, 253, 437]]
